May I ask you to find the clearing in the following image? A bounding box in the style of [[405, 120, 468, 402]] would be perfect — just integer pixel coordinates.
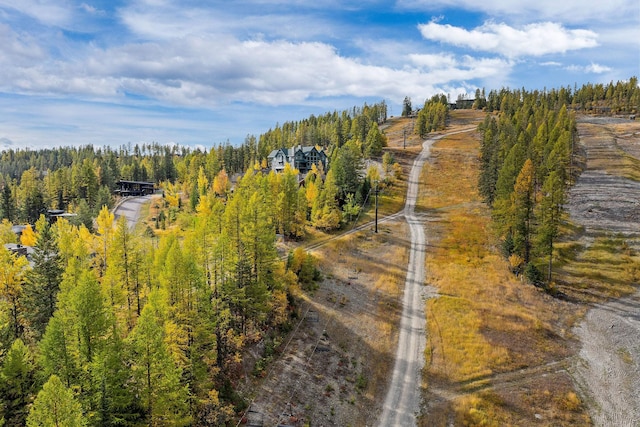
[[562, 117, 640, 427]]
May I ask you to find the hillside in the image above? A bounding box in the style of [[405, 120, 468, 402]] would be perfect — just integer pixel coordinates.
[[242, 110, 640, 426]]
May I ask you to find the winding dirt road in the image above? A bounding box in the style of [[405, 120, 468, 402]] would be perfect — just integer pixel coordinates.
[[379, 129, 473, 426]]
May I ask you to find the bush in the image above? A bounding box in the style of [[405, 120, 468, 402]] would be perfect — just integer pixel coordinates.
[[524, 263, 544, 287]]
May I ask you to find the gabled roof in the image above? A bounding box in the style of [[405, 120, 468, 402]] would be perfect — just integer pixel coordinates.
[[267, 146, 325, 159], [267, 148, 287, 159]]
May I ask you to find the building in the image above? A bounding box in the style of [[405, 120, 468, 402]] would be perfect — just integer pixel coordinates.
[[47, 209, 77, 223], [267, 145, 327, 174], [114, 180, 156, 196]]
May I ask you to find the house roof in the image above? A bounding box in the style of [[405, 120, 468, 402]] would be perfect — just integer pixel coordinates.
[[267, 146, 325, 159]]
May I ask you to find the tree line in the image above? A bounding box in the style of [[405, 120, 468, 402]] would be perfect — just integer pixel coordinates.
[[0, 100, 398, 426], [477, 77, 638, 286]]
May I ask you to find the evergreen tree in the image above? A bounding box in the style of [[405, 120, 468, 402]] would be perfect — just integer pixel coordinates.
[[363, 123, 386, 158], [0, 247, 29, 341], [24, 216, 63, 338], [26, 375, 86, 427], [1, 184, 16, 223], [402, 96, 412, 117], [331, 141, 363, 202], [0, 339, 35, 427], [535, 171, 565, 282], [90, 326, 139, 426], [127, 299, 190, 426]]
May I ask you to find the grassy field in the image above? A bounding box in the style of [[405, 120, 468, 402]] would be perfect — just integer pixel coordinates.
[[417, 112, 591, 426]]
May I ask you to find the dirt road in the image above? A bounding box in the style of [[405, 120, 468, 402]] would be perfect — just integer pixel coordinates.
[[378, 129, 473, 426]]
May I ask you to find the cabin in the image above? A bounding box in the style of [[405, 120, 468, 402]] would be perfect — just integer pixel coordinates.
[[47, 209, 77, 223], [114, 180, 156, 196], [267, 145, 327, 174]]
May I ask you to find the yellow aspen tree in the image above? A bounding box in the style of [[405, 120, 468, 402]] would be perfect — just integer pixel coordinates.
[[212, 169, 230, 197], [20, 224, 37, 247]]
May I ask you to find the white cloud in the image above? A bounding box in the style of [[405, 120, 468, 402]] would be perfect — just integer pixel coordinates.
[[399, 0, 637, 25], [566, 63, 613, 74], [0, 24, 47, 66], [117, 0, 334, 42], [79, 3, 106, 16], [0, 22, 513, 114], [0, 0, 73, 26], [0, 137, 15, 149], [418, 21, 598, 58]]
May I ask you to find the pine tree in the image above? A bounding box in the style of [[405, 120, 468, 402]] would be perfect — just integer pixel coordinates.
[[38, 312, 80, 389], [127, 299, 190, 426], [26, 375, 86, 427], [1, 184, 16, 223], [0, 339, 35, 427], [535, 171, 565, 283], [24, 216, 63, 338], [0, 247, 29, 341], [90, 326, 139, 426]]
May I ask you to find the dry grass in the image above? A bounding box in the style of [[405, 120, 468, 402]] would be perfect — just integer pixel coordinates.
[[308, 219, 410, 424], [555, 232, 639, 302], [580, 123, 640, 181], [418, 113, 590, 425]]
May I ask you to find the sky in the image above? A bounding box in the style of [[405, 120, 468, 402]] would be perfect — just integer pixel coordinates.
[[0, 0, 638, 150]]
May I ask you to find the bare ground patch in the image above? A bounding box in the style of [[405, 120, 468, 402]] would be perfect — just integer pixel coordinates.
[[562, 117, 640, 426], [236, 119, 418, 426], [239, 220, 409, 426]]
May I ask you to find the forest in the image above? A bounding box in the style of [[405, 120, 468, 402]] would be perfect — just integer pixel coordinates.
[[477, 77, 639, 287], [0, 102, 393, 426], [0, 76, 638, 425]]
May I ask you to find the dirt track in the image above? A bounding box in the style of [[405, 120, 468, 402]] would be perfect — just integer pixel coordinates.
[[378, 134, 438, 426], [567, 117, 640, 426]]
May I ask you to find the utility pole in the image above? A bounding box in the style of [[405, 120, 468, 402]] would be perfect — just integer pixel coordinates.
[[403, 127, 406, 149], [374, 181, 379, 233]]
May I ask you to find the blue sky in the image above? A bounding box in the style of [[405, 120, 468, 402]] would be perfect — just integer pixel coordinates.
[[0, 0, 638, 150]]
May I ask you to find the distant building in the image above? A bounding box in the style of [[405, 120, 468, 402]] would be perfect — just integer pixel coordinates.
[[267, 145, 327, 174], [114, 180, 156, 196], [47, 209, 77, 223], [3, 243, 34, 259], [455, 98, 475, 109]]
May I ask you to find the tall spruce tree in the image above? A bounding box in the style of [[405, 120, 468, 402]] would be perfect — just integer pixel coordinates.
[[24, 216, 63, 338]]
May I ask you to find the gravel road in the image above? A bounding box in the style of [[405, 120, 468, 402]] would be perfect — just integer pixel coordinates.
[[379, 129, 473, 426]]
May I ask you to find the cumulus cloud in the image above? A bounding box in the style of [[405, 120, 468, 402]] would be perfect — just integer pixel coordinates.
[[0, 26, 507, 109], [409, 53, 512, 82], [418, 21, 598, 58], [567, 63, 612, 74]]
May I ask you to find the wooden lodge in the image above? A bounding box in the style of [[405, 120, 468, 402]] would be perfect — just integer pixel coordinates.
[[114, 180, 156, 196]]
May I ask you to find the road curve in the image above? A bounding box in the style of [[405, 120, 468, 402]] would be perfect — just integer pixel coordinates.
[[113, 195, 152, 230], [379, 129, 474, 426]]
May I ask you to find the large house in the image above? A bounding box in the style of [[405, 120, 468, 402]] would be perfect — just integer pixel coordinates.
[[267, 145, 327, 174]]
